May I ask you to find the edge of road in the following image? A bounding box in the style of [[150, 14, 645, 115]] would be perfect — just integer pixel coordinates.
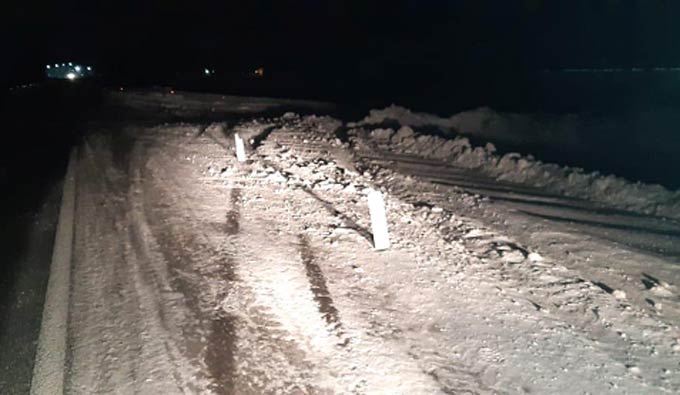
[[30, 147, 77, 395]]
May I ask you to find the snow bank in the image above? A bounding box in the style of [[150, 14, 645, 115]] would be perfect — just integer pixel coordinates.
[[356, 104, 583, 148], [358, 108, 680, 220]]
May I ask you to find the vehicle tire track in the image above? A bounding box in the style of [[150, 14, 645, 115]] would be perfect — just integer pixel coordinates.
[[297, 234, 348, 346], [67, 137, 195, 394], [133, 139, 239, 394], [147, 141, 329, 393]]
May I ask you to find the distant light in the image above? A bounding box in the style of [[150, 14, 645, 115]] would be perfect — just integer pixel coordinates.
[[86, 66, 92, 71], [66, 72, 77, 80], [204, 68, 210, 75], [46, 65, 51, 69], [169, 89, 175, 94], [54, 64, 59, 68], [62, 63, 66, 67], [74, 66, 81, 72], [68, 62, 72, 66]]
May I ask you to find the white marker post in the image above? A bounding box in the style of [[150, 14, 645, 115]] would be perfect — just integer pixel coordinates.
[[367, 189, 391, 250], [235, 133, 247, 162]]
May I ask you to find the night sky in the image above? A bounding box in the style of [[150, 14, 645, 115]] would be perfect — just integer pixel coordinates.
[[3, 1, 680, 99]]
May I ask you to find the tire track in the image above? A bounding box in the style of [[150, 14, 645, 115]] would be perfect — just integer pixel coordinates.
[[225, 188, 241, 236], [149, 141, 328, 393], [297, 234, 347, 346], [67, 138, 193, 394], [137, 147, 239, 394]]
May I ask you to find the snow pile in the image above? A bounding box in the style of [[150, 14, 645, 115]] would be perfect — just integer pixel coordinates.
[[356, 104, 583, 147], [357, 114, 680, 220]]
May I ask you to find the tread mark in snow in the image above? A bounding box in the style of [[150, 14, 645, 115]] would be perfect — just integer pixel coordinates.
[[206, 314, 237, 395], [593, 281, 614, 294], [641, 272, 661, 290], [111, 131, 136, 176], [301, 187, 373, 245], [297, 234, 348, 346], [209, 189, 240, 394], [258, 155, 373, 244], [136, 154, 240, 393], [225, 188, 241, 236]]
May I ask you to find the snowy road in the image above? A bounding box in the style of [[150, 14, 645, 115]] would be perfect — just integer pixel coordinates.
[[45, 96, 680, 394], [63, 123, 448, 394]]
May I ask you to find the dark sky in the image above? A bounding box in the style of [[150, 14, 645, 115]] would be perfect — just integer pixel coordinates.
[[2, 0, 680, 85]]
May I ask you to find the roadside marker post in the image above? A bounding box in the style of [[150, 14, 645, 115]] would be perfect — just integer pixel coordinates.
[[235, 133, 246, 162], [367, 190, 391, 250]]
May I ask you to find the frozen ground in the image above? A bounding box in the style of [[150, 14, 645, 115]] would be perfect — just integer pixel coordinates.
[[46, 93, 680, 394]]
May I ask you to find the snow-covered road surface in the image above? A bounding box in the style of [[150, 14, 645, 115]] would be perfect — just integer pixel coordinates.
[[55, 99, 680, 394]]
